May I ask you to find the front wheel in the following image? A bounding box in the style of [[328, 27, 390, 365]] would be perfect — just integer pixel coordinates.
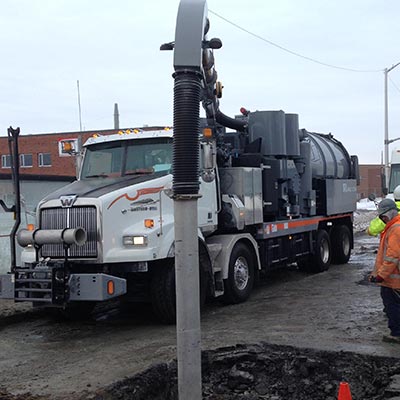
[[150, 259, 207, 324], [222, 242, 255, 304], [150, 260, 176, 324]]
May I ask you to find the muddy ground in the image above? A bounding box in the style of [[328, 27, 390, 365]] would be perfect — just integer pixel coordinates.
[[1, 210, 400, 399]]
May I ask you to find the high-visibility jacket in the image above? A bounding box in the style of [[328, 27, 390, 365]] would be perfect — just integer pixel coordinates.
[[367, 217, 386, 236], [373, 214, 400, 289], [367, 201, 400, 237]]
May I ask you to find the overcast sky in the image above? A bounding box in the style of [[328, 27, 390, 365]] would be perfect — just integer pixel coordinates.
[[1, 0, 399, 164]]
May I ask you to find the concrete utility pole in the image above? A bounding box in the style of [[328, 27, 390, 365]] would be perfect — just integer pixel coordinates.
[[114, 103, 120, 130], [383, 62, 400, 189]]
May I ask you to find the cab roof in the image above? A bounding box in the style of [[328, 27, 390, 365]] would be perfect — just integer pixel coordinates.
[[84, 128, 173, 147]]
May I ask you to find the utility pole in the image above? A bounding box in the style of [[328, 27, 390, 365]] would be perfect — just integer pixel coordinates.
[[77, 80, 83, 132], [76, 80, 83, 177], [383, 62, 400, 189]]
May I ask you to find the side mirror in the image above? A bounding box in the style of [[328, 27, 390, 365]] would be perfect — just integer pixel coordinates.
[[200, 142, 216, 182], [368, 193, 376, 202]]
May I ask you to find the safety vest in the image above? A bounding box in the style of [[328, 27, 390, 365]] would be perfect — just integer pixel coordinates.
[[367, 217, 386, 236], [373, 214, 400, 289]]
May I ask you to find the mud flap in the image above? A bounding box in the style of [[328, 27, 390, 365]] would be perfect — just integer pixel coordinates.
[[68, 274, 127, 301], [0, 274, 15, 299]]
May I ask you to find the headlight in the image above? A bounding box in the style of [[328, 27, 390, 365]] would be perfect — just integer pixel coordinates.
[[123, 235, 148, 246]]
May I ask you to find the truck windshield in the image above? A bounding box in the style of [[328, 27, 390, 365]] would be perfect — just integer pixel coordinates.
[[81, 138, 173, 179], [389, 164, 400, 193]]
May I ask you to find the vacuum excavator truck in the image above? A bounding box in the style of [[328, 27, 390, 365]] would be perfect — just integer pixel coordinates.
[[0, 113, 359, 323], [0, 0, 359, 323]]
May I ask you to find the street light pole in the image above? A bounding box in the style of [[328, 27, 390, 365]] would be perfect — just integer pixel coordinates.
[[384, 62, 400, 189]]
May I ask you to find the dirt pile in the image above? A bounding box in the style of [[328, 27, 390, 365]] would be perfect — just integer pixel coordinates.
[[97, 343, 400, 400]]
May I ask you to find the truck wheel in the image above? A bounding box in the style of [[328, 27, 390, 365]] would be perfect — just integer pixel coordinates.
[[150, 260, 176, 324], [298, 230, 331, 273], [330, 225, 352, 264], [222, 242, 255, 304], [312, 229, 331, 272], [150, 259, 207, 324]]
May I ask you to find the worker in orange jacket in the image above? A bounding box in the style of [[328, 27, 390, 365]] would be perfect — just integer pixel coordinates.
[[369, 198, 400, 343]]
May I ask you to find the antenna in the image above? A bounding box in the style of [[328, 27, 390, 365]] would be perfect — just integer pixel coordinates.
[[77, 80, 82, 132]]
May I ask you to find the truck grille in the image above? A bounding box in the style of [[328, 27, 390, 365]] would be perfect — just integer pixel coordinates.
[[40, 207, 98, 258]]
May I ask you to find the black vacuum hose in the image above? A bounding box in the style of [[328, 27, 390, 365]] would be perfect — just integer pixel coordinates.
[[215, 109, 246, 132], [173, 70, 202, 196]]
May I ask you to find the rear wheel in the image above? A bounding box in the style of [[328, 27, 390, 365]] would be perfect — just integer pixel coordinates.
[[222, 242, 255, 304], [330, 225, 352, 264], [297, 229, 331, 273]]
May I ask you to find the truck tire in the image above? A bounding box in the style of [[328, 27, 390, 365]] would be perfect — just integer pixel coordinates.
[[222, 242, 255, 304], [298, 230, 331, 273], [330, 225, 352, 264], [150, 260, 176, 324], [312, 229, 331, 272], [150, 259, 207, 324]]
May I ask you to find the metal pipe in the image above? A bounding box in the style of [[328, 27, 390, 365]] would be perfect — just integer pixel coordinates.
[[172, 67, 202, 399], [8, 127, 21, 272], [174, 199, 201, 400], [17, 228, 87, 247], [383, 62, 400, 190], [384, 68, 389, 189], [173, 1, 207, 398]]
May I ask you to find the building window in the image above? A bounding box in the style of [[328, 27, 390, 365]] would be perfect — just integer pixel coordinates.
[[20, 154, 33, 168], [39, 153, 52, 167], [1, 154, 11, 168]]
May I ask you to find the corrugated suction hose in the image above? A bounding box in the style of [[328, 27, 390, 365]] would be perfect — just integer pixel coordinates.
[[172, 70, 202, 196]]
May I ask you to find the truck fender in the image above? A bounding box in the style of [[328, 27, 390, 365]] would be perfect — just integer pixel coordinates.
[[165, 234, 215, 296], [166, 228, 205, 258], [205, 233, 261, 280]]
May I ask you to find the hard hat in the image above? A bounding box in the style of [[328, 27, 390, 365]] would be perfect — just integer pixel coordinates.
[[378, 198, 397, 216], [394, 185, 400, 200]]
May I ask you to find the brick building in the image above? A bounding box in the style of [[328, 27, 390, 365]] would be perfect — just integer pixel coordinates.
[[0, 128, 384, 200], [0, 127, 165, 180], [0, 129, 115, 179], [357, 164, 384, 199]]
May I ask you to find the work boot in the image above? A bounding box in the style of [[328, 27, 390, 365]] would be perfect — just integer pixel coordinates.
[[382, 334, 400, 343]]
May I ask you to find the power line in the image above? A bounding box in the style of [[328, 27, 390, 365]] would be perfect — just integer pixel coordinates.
[[389, 76, 400, 94], [209, 9, 384, 73]]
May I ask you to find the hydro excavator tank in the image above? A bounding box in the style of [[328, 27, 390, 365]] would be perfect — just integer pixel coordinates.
[[248, 110, 352, 179], [246, 110, 357, 217], [301, 129, 351, 179]]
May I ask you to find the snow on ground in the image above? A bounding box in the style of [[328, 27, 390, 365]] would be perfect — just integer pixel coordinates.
[[356, 198, 381, 211], [354, 198, 379, 234]]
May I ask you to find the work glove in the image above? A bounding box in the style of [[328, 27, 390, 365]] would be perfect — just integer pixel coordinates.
[[369, 275, 384, 283]]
